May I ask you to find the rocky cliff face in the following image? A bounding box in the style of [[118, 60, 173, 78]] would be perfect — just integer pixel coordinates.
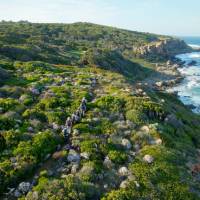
[[134, 38, 192, 61]]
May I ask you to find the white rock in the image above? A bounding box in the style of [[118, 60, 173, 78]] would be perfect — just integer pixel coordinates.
[[71, 164, 79, 174], [118, 167, 129, 176], [134, 144, 140, 151], [18, 182, 31, 194], [61, 174, 68, 179], [122, 139, 132, 150], [129, 151, 136, 157], [80, 152, 90, 160], [120, 180, 129, 188], [52, 123, 59, 130], [72, 129, 80, 136], [92, 117, 99, 122], [67, 150, 80, 163], [28, 127, 34, 132], [103, 156, 113, 168], [79, 165, 94, 175], [143, 155, 154, 164], [134, 181, 140, 188], [155, 138, 162, 145], [32, 191, 39, 200], [10, 157, 17, 163], [124, 130, 131, 136], [128, 174, 135, 181], [155, 81, 163, 87], [30, 88, 40, 95], [140, 125, 150, 133]]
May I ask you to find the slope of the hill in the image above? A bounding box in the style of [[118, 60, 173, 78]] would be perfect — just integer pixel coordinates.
[[0, 21, 191, 65], [1, 60, 200, 200], [0, 22, 199, 200]]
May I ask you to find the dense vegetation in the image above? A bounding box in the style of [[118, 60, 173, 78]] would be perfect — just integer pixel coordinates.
[[0, 21, 200, 200]]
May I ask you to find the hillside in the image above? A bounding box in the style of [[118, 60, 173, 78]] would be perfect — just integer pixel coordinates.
[[0, 22, 200, 200]]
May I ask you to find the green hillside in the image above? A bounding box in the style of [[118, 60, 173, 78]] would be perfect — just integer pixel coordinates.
[[0, 22, 200, 200]]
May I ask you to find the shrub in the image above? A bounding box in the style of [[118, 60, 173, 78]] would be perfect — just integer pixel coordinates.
[[2, 130, 22, 148], [108, 150, 128, 165], [27, 175, 100, 200], [0, 134, 6, 151], [0, 98, 19, 113], [0, 116, 17, 130], [95, 96, 124, 113], [22, 108, 47, 122], [45, 111, 66, 125], [126, 109, 147, 125], [14, 131, 60, 162]]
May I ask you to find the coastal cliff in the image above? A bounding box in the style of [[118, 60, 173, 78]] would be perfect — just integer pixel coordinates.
[[134, 38, 192, 61]]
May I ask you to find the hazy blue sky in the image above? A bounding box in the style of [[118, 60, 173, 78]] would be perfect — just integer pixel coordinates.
[[0, 0, 199, 36]]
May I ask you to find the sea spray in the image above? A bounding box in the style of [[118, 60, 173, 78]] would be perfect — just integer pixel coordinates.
[[171, 51, 200, 113]]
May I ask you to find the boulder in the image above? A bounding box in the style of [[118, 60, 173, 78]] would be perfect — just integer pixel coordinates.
[[126, 119, 136, 128], [140, 125, 150, 133], [118, 167, 129, 176], [79, 164, 94, 175], [80, 152, 90, 160], [71, 164, 79, 174], [19, 94, 29, 102], [134, 181, 140, 188], [30, 88, 40, 95], [134, 144, 140, 152], [150, 138, 162, 145], [92, 117, 100, 122], [32, 191, 39, 200], [67, 150, 80, 163], [155, 81, 164, 87], [143, 155, 154, 164], [155, 138, 162, 145], [121, 139, 132, 150], [103, 156, 113, 168], [72, 129, 80, 137], [128, 174, 136, 181], [18, 182, 31, 194], [27, 127, 34, 132], [52, 123, 60, 130], [120, 180, 129, 188], [61, 174, 68, 179], [10, 157, 17, 163]]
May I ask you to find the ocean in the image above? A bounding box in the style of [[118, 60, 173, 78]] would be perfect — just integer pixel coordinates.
[[171, 36, 200, 113]]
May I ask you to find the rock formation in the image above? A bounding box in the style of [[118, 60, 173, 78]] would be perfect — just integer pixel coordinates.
[[134, 38, 192, 60]]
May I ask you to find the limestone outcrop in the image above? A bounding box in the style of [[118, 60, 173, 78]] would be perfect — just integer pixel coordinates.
[[134, 38, 192, 60]]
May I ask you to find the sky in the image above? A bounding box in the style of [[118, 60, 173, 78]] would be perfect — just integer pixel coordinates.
[[0, 0, 199, 36]]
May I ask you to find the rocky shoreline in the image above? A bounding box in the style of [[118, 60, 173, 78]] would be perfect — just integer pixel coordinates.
[[138, 58, 185, 94], [152, 54, 200, 113]]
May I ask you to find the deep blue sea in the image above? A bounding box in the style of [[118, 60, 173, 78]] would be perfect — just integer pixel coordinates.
[[171, 36, 200, 113]]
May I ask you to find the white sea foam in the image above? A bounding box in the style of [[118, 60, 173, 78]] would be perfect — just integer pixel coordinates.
[[173, 51, 200, 114], [188, 44, 200, 49]]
